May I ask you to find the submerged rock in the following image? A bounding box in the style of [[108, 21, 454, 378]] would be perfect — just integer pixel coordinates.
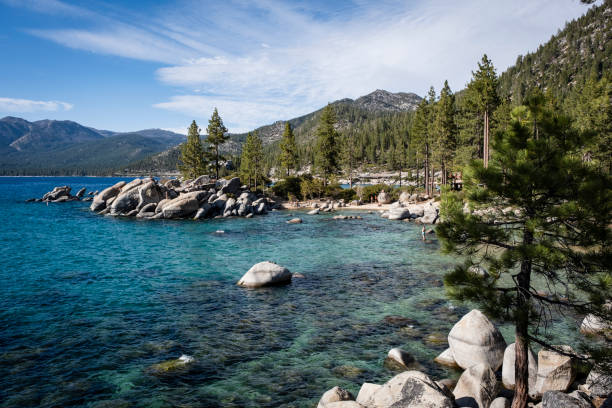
[[148, 354, 194, 375], [237, 261, 292, 288], [385, 348, 417, 370], [287, 217, 302, 224]]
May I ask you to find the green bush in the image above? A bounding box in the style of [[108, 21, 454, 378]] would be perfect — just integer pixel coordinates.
[[358, 184, 400, 202], [271, 176, 304, 199], [325, 183, 356, 201]]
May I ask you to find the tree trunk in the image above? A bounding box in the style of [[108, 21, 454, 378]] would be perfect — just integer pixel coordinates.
[[512, 228, 533, 408], [424, 144, 430, 195], [215, 146, 220, 179], [483, 110, 489, 168], [416, 157, 420, 188]]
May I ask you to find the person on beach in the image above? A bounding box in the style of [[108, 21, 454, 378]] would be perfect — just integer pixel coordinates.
[[421, 225, 426, 241]]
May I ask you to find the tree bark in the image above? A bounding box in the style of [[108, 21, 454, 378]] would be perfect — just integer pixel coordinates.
[[512, 228, 533, 408], [483, 110, 489, 168]]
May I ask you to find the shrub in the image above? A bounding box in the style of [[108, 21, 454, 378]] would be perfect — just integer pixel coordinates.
[[271, 176, 303, 199]]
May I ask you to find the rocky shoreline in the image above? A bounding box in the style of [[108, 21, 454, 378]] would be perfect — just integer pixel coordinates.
[[81, 176, 281, 220], [26, 185, 95, 203], [316, 308, 611, 408]]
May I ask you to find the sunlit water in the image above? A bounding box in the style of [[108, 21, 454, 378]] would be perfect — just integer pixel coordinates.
[[0, 177, 585, 407]]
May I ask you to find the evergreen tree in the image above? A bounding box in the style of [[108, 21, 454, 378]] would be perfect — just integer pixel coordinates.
[[240, 132, 265, 190], [178, 120, 207, 179], [411, 88, 436, 195], [340, 130, 357, 189], [279, 122, 298, 177], [206, 108, 229, 180], [437, 101, 611, 408], [465, 54, 500, 168], [434, 80, 458, 185], [314, 104, 340, 186]]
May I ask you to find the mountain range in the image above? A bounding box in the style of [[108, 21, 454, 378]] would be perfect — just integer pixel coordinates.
[[0, 117, 185, 175]]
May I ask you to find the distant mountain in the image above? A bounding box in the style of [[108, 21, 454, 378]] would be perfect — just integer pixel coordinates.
[[0, 117, 185, 175], [127, 89, 422, 173]]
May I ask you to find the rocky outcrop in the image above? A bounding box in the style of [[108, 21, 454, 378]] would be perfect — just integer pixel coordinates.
[[448, 310, 506, 371], [387, 207, 411, 220], [90, 177, 277, 220], [453, 363, 499, 408], [502, 343, 537, 391], [541, 390, 592, 408], [237, 261, 292, 288], [365, 371, 455, 408], [532, 346, 576, 398]]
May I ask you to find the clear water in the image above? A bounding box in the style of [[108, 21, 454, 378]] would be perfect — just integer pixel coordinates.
[[0, 177, 584, 408]]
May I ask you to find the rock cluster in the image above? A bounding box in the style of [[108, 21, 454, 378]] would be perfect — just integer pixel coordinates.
[[89, 177, 280, 220], [27, 185, 95, 203], [320, 309, 608, 408], [380, 200, 439, 224]]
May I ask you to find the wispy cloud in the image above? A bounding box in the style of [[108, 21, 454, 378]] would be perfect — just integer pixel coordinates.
[[5, 0, 595, 130], [0, 97, 73, 112]]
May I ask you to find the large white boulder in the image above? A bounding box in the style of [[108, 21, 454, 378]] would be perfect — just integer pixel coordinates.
[[317, 386, 354, 408], [399, 191, 411, 204], [367, 371, 454, 408], [377, 190, 391, 204], [580, 304, 611, 336], [502, 343, 538, 391], [161, 196, 199, 219], [532, 346, 576, 399], [448, 310, 507, 370], [237, 261, 292, 288], [453, 363, 499, 408], [387, 207, 411, 220], [585, 368, 612, 397]]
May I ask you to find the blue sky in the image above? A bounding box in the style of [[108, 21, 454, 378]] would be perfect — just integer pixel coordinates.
[[0, 0, 597, 134]]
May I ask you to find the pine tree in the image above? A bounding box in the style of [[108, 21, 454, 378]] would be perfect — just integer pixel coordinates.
[[465, 54, 500, 168], [178, 120, 207, 180], [434, 80, 458, 185], [411, 88, 436, 195], [240, 132, 265, 190], [437, 99, 611, 408], [314, 104, 340, 186], [205, 108, 229, 180], [340, 130, 357, 189], [279, 122, 298, 177]]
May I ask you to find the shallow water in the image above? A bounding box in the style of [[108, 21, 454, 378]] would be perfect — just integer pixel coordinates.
[[0, 177, 585, 407]]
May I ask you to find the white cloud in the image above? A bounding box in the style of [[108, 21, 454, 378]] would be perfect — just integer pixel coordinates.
[[0, 97, 73, 112], [7, 0, 597, 130]]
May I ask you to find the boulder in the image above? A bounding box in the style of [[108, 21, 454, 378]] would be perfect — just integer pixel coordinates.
[[90, 181, 126, 212], [237, 203, 250, 216], [323, 403, 363, 408], [237, 261, 292, 288], [136, 181, 162, 211], [317, 386, 354, 408], [75, 187, 86, 198], [448, 309, 506, 370], [434, 348, 459, 368], [580, 304, 611, 336], [164, 179, 181, 188], [356, 383, 381, 406], [194, 203, 212, 220], [155, 198, 172, 213], [541, 391, 591, 408], [368, 371, 454, 408], [532, 346, 576, 398], [217, 177, 242, 195], [223, 197, 237, 217], [42, 185, 71, 201], [490, 397, 511, 408], [213, 195, 228, 210], [453, 363, 499, 408], [399, 191, 411, 204], [149, 354, 195, 375], [387, 207, 411, 220], [308, 208, 320, 215], [407, 204, 425, 218], [585, 368, 612, 397], [377, 190, 391, 204], [468, 265, 489, 277], [138, 203, 157, 215], [120, 178, 144, 193], [161, 196, 199, 219], [110, 186, 142, 215], [502, 343, 538, 391], [385, 348, 416, 369], [287, 218, 302, 224]]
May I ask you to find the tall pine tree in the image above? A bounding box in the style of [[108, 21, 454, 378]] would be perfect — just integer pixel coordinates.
[[206, 108, 229, 180], [279, 122, 298, 177], [437, 99, 611, 408], [314, 104, 340, 186], [434, 80, 458, 185], [240, 132, 265, 190], [465, 54, 500, 168], [178, 120, 207, 180]]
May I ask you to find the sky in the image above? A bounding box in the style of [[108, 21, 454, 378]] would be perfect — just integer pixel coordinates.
[[0, 0, 598, 134]]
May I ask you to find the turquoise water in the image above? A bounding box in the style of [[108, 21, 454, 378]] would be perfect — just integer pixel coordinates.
[[0, 177, 584, 408]]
